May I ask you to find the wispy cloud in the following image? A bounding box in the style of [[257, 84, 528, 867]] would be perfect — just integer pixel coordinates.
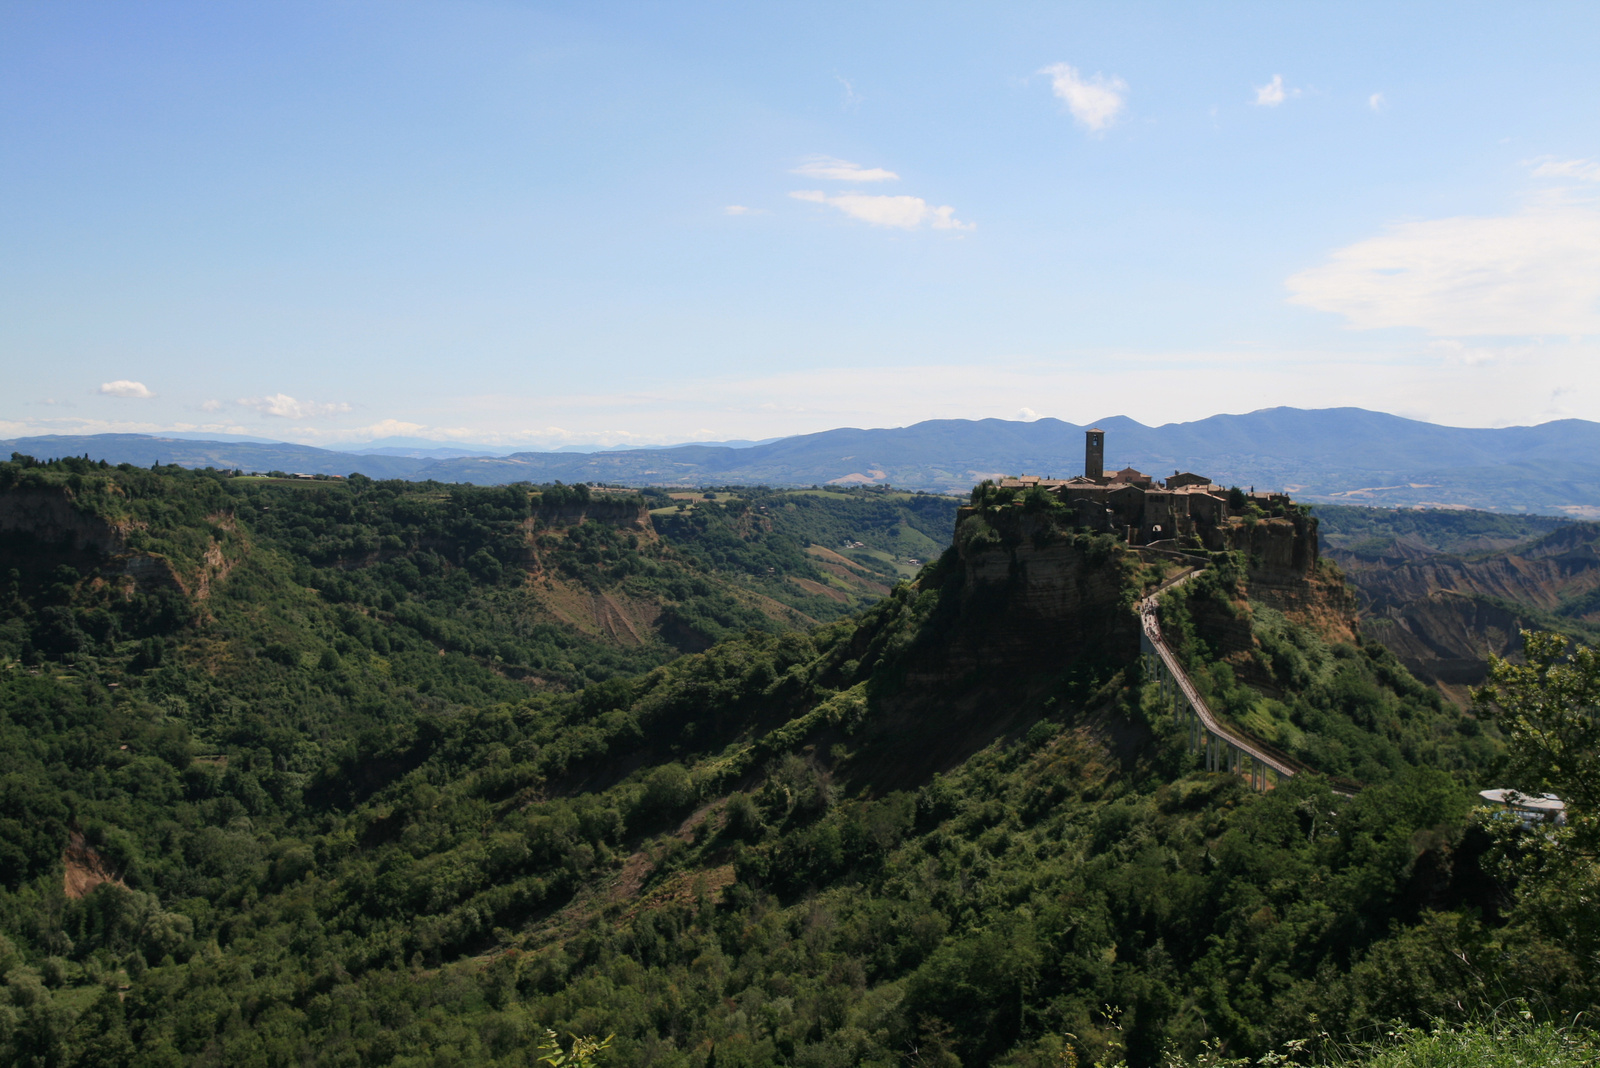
[[1039, 62, 1127, 132], [837, 75, 860, 111], [1427, 339, 1513, 367], [237, 393, 353, 419], [1254, 74, 1297, 107], [724, 205, 754, 215], [1531, 158, 1600, 182], [1368, 92, 1385, 111], [0, 417, 260, 439], [1286, 203, 1600, 336], [789, 190, 973, 231], [99, 380, 154, 399], [791, 156, 900, 182]]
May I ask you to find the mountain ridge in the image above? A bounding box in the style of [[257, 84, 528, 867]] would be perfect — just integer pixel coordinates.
[[8, 406, 1600, 513]]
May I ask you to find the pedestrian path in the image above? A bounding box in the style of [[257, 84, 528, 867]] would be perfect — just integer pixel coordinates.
[[1138, 569, 1300, 790]]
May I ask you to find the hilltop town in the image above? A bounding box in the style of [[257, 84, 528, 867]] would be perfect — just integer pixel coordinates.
[[971, 428, 1304, 554]]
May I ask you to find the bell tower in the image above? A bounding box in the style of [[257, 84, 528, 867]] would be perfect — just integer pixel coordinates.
[[1085, 428, 1104, 482]]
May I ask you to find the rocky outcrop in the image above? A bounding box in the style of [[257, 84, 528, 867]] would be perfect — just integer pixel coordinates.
[[1360, 593, 1527, 687], [0, 485, 201, 597], [0, 487, 131, 554], [1224, 513, 1320, 575], [527, 498, 656, 536], [923, 505, 1344, 682], [919, 511, 1140, 680]]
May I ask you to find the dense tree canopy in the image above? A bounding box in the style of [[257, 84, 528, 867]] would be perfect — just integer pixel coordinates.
[[0, 458, 1595, 1066]]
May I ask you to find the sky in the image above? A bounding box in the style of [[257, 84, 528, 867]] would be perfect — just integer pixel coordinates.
[[3, 1, 1599, 450]]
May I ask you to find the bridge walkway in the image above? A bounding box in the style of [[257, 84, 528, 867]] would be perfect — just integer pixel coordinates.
[[1138, 567, 1301, 791]]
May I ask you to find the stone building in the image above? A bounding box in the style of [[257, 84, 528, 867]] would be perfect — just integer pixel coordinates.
[[987, 428, 1309, 557]]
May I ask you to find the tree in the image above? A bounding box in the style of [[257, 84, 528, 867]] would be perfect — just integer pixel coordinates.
[[1475, 630, 1600, 831], [1474, 631, 1600, 998], [538, 1029, 613, 1067]]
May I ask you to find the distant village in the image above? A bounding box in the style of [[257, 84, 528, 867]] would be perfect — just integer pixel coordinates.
[[991, 428, 1297, 550]]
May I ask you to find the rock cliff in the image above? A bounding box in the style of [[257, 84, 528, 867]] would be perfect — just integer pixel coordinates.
[[524, 498, 656, 536], [0, 486, 131, 555], [948, 512, 1139, 672], [0, 485, 194, 595]]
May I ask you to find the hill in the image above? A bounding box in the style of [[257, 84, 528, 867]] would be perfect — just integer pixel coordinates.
[[0, 463, 965, 699], [4, 458, 1593, 1066], [0, 433, 432, 479], [10, 406, 1600, 513], [1315, 505, 1600, 705]]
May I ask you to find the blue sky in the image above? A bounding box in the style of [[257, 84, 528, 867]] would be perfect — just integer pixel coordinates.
[[3, 1, 1598, 449]]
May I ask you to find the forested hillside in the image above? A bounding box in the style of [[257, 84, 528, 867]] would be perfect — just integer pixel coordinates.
[[1, 459, 1595, 1066]]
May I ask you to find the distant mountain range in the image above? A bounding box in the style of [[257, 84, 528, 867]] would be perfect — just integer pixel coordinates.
[[7, 407, 1600, 515]]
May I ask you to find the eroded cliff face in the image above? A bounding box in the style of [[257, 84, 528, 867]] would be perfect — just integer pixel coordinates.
[[1228, 513, 1319, 572], [0, 485, 225, 601], [918, 512, 1140, 681], [1327, 521, 1600, 699], [0, 487, 131, 555], [1361, 593, 1526, 688], [526, 498, 657, 536], [1219, 512, 1356, 644]]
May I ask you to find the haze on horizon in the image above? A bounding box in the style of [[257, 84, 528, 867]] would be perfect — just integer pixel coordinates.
[[3, 1, 1599, 451]]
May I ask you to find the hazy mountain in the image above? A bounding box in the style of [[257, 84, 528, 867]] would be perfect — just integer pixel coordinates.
[[0, 433, 429, 480], [8, 408, 1600, 513], [352, 445, 509, 459], [407, 408, 1600, 514]]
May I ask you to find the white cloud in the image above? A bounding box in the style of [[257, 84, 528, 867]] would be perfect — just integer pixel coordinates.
[[1254, 74, 1294, 107], [200, 399, 223, 412], [1014, 407, 1042, 422], [1039, 63, 1127, 132], [352, 418, 425, 438], [99, 380, 154, 399], [237, 393, 353, 419], [724, 205, 752, 215], [1368, 92, 1385, 111], [791, 156, 900, 182], [789, 190, 973, 230], [1285, 203, 1600, 336], [1532, 158, 1600, 182]]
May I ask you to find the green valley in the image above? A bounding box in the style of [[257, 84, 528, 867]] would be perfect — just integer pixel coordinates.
[[0, 457, 1595, 1067]]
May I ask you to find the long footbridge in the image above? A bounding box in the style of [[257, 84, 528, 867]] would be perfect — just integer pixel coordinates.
[[1138, 566, 1302, 792]]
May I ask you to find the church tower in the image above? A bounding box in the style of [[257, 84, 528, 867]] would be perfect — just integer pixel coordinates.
[[1085, 428, 1104, 482]]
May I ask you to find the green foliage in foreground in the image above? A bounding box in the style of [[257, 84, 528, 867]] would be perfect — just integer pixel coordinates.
[[1333, 1017, 1599, 1068], [1151, 1014, 1600, 1067]]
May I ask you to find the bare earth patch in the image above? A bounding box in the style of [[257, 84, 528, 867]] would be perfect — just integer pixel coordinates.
[[63, 831, 124, 900]]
